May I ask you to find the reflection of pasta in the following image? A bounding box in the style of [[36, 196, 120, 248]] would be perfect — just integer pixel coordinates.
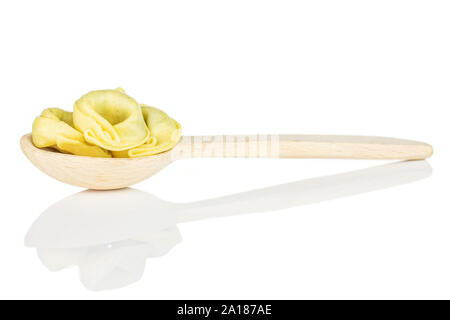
[[32, 108, 112, 157], [112, 106, 181, 158], [31, 89, 182, 158]]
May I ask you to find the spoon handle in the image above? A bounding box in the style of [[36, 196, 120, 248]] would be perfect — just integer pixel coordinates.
[[176, 135, 433, 160]]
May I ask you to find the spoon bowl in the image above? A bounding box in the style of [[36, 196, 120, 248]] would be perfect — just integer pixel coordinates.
[[21, 134, 175, 189]]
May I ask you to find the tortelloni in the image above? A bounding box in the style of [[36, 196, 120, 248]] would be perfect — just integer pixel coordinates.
[[32, 108, 112, 157], [31, 89, 182, 158], [112, 106, 182, 158], [73, 89, 150, 151]]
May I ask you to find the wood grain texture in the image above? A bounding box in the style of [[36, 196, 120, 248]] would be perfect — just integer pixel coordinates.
[[177, 135, 433, 160], [277, 135, 433, 160], [21, 133, 433, 190], [21, 134, 174, 190]]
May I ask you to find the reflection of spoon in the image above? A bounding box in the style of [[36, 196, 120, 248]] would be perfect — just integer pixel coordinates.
[[26, 161, 431, 291], [20, 133, 433, 189]]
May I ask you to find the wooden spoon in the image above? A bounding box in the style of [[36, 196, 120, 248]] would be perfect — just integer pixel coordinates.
[[20, 133, 433, 190]]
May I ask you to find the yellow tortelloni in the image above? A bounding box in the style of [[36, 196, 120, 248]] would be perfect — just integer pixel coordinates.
[[32, 108, 112, 157], [73, 89, 150, 151], [112, 105, 182, 158]]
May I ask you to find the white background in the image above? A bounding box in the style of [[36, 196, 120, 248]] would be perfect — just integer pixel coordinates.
[[0, 0, 449, 299]]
